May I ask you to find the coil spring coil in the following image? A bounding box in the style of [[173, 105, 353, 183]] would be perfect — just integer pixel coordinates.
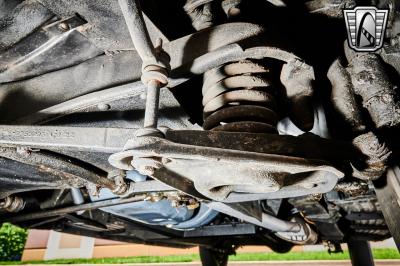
[[202, 60, 279, 133]]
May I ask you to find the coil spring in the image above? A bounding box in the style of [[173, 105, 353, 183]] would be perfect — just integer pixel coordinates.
[[202, 60, 279, 133]]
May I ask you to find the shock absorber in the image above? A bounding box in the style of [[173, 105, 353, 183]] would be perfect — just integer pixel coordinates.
[[202, 60, 279, 133]]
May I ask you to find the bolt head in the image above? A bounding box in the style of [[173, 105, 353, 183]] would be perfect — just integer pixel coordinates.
[[58, 22, 70, 31]]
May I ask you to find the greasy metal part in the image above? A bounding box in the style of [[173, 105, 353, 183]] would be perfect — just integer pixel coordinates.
[[288, 196, 344, 241], [280, 58, 315, 132], [108, 173, 129, 195], [207, 202, 301, 233], [345, 46, 400, 129], [352, 132, 391, 181], [202, 60, 279, 134], [165, 130, 360, 161], [345, 212, 384, 221], [0, 146, 117, 191], [334, 181, 369, 197], [327, 57, 392, 181], [327, 191, 390, 240], [109, 135, 344, 202], [131, 156, 163, 176], [327, 59, 366, 135], [4, 195, 147, 223], [0, 196, 25, 213], [0, 156, 85, 199]]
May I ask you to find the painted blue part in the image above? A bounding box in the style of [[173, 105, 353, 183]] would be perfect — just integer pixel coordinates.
[[126, 170, 147, 182], [90, 187, 194, 226], [173, 204, 219, 230]]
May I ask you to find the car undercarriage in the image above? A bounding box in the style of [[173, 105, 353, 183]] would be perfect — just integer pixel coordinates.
[[0, 0, 400, 265]]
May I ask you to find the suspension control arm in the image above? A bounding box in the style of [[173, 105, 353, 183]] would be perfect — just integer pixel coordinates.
[[0, 125, 136, 153]]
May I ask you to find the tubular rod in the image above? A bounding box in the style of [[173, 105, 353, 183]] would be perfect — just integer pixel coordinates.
[[207, 202, 301, 232], [143, 79, 161, 128], [5, 195, 147, 223], [118, 0, 156, 63]]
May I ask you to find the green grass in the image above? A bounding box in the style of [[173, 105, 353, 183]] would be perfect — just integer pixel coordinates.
[[230, 248, 400, 261], [0, 249, 398, 264]]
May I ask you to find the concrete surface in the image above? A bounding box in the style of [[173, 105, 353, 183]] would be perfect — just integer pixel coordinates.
[[13, 260, 400, 266]]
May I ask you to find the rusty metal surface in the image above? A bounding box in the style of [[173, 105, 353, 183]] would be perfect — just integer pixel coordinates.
[[345, 46, 400, 129], [0, 124, 360, 202], [165, 130, 360, 161], [109, 135, 344, 202], [4, 194, 147, 223], [202, 60, 279, 134], [0, 146, 116, 191], [0, 155, 85, 199], [327, 58, 366, 135], [351, 132, 392, 181]]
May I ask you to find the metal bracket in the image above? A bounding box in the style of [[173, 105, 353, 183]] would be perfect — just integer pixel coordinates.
[[109, 133, 345, 202]]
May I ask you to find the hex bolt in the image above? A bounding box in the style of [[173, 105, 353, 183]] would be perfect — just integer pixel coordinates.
[[58, 22, 70, 31]]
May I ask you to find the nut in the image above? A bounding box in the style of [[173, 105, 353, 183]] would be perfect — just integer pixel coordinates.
[[131, 157, 162, 176]]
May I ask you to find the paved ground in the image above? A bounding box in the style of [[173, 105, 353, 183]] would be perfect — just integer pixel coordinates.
[[28, 260, 400, 266]]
